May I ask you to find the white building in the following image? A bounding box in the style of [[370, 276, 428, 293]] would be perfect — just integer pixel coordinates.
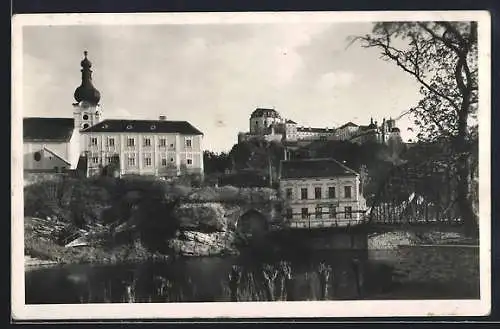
[[279, 158, 366, 229], [81, 118, 204, 176], [23, 117, 80, 172], [23, 51, 204, 178], [238, 108, 336, 144]]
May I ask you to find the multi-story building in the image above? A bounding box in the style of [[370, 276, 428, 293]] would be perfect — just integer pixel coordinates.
[[81, 118, 203, 176], [238, 108, 337, 144], [23, 51, 204, 178], [279, 158, 367, 229]]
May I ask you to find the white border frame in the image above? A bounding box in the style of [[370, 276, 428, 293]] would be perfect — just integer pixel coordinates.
[[11, 11, 491, 320]]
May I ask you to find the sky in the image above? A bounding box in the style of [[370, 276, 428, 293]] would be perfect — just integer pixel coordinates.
[[22, 22, 422, 152]]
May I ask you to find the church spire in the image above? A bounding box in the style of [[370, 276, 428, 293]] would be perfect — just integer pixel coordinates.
[[74, 50, 101, 105]]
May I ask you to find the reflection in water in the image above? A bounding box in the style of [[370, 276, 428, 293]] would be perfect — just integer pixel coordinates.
[[25, 247, 479, 304]]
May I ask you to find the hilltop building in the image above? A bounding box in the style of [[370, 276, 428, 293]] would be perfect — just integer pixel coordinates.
[[23, 51, 204, 178], [279, 158, 367, 229], [237, 108, 400, 147], [238, 108, 336, 144]]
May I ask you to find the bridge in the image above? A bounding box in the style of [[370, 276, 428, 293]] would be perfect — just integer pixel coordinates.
[[235, 150, 473, 247]]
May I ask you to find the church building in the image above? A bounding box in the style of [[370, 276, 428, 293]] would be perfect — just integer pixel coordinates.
[[23, 51, 204, 178]]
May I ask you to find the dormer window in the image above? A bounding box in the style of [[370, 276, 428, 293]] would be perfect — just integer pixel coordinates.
[[126, 124, 133, 130], [150, 125, 156, 130], [82, 114, 89, 120]]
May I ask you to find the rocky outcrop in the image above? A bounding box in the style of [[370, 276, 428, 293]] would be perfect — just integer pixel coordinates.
[[168, 230, 238, 257], [174, 203, 229, 232]]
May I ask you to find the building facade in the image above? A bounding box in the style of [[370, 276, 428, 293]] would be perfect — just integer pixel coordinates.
[[23, 51, 204, 177], [238, 108, 337, 144], [23, 118, 80, 172], [279, 158, 366, 229], [81, 119, 204, 176]]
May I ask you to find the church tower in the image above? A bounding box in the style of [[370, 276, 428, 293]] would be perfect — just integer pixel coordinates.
[[73, 51, 103, 131]]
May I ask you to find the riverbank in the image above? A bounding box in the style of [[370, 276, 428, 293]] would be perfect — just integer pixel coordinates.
[[25, 230, 170, 266]]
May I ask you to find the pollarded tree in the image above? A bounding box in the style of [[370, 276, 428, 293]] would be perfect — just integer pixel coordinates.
[[355, 22, 478, 232]]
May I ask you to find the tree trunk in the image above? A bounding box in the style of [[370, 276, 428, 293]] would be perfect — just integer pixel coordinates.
[[455, 110, 478, 237]]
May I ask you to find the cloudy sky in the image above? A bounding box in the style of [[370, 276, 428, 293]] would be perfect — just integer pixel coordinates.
[[22, 21, 421, 152]]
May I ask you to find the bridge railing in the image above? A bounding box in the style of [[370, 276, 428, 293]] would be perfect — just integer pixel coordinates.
[[367, 152, 463, 225]]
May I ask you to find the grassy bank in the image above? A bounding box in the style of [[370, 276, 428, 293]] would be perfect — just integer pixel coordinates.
[[25, 235, 170, 265]]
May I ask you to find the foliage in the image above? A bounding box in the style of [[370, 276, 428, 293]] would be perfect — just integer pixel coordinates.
[[203, 151, 231, 174], [355, 22, 478, 144], [355, 21, 479, 232], [229, 140, 284, 178]]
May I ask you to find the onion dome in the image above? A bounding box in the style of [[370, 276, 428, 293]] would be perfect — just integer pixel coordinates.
[[250, 108, 281, 119], [74, 51, 101, 105]]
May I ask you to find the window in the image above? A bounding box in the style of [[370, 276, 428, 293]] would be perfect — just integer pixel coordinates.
[[344, 186, 352, 198], [186, 139, 192, 148], [328, 187, 336, 199], [82, 114, 89, 120], [315, 206, 322, 219], [144, 138, 151, 147], [91, 137, 98, 146], [107, 138, 115, 147], [159, 138, 166, 147], [345, 206, 352, 219], [170, 158, 174, 162], [161, 158, 167, 166], [315, 187, 322, 199], [33, 152, 41, 162], [301, 188, 308, 200], [144, 156, 152, 167], [285, 188, 293, 200], [329, 205, 337, 219], [92, 156, 99, 164], [301, 208, 309, 219], [187, 159, 193, 165], [128, 156, 136, 166], [127, 138, 135, 147], [170, 143, 175, 148], [286, 208, 293, 219], [82, 123, 89, 129]]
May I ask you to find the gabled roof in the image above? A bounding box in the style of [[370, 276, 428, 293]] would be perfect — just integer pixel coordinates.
[[337, 122, 358, 130], [81, 119, 203, 135], [23, 117, 74, 142], [280, 158, 358, 179], [285, 119, 297, 124]]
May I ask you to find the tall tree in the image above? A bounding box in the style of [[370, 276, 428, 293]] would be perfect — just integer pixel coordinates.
[[355, 22, 478, 232]]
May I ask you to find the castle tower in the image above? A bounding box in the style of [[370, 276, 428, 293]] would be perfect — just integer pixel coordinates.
[[73, 51, 103, 131]]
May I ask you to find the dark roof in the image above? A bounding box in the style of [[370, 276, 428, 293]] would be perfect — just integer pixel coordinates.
[[285, 119, 297, 124], [391, 127, 401, 132], [280, 158, 358, 179], [23, 117, 75, 142], [337, 122, 358, 130], [297, 127, 335, 133], [81, 119, 203, 135], [250, 108, 281, 119]]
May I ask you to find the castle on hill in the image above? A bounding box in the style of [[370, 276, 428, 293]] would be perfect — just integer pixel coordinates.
[[237, 107, 402, 146]]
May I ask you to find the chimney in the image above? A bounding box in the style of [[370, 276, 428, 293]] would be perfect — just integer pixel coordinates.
[[159, 115, 167, 121]]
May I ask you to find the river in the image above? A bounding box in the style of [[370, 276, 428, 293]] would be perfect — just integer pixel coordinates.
[[25, 244, 479, 303]]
